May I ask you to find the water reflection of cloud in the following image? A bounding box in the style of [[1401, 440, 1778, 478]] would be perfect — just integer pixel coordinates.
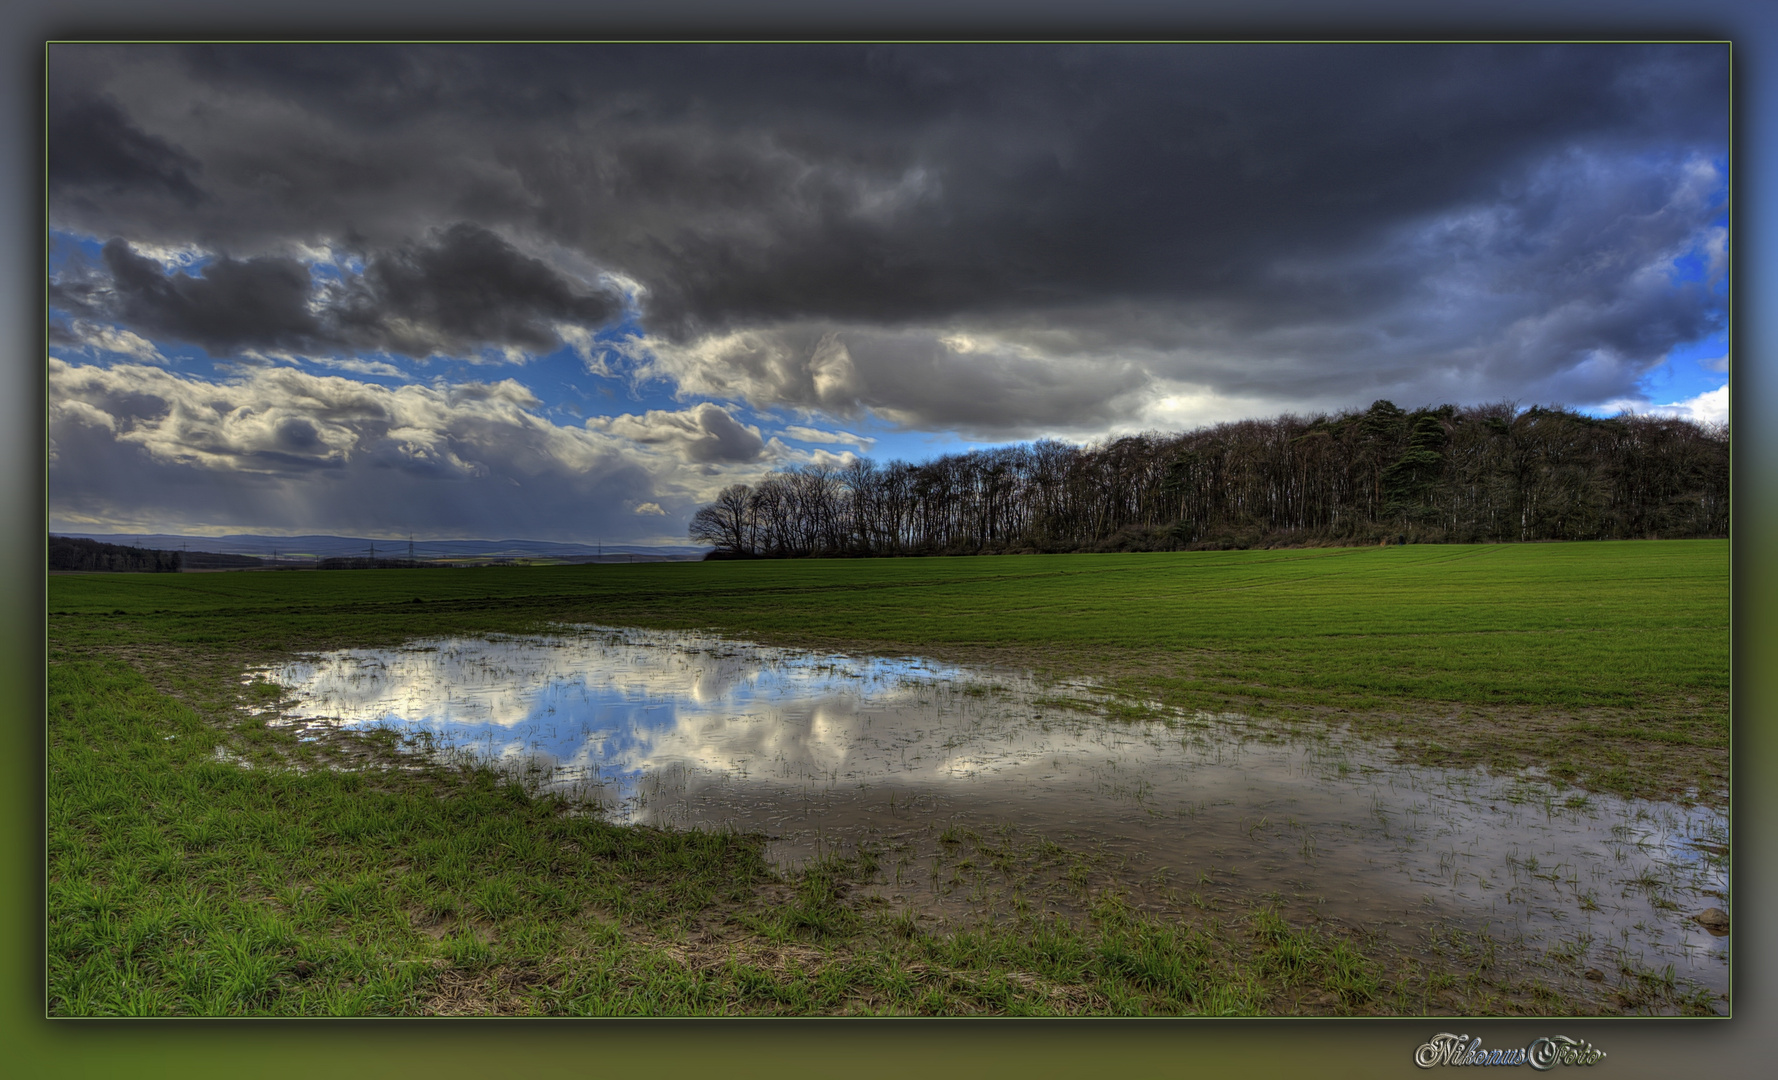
[[259, 627, 986, 785]]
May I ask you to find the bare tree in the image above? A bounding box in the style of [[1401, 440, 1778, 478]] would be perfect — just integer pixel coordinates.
[[688, 484, 754, 553]]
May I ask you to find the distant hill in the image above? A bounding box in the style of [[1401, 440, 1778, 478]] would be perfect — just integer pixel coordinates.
[[54, 533, 709, 564]]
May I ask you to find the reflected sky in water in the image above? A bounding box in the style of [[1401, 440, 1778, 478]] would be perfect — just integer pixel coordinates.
[[254, 627, 1002, 796]]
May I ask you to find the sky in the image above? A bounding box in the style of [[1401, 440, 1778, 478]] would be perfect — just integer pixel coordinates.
[[45, 42, 1730, 544]]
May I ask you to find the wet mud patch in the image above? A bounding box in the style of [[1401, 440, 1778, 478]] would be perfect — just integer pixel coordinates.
[[244, 625, 1729, 1014]]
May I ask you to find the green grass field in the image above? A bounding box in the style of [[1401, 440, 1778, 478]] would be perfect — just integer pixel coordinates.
[[46, 540, 1730, 1016]]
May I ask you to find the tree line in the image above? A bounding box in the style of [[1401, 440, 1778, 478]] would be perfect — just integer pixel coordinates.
[[315, 557, 429, 570], [49, 535, 182, 572], [689, 401, 1729, 557]]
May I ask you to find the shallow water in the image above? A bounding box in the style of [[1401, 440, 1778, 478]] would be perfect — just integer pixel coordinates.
[[247, 626, 1729, 1005]]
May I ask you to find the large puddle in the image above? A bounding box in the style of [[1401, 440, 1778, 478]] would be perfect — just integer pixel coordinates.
[[246, 626, 1729, 1008]]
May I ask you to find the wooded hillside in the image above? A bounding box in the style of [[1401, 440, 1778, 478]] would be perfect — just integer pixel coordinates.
[[691, 401, 1729, 556]]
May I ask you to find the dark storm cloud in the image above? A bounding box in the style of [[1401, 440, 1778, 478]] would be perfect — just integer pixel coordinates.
[[335, 223, 623, 357], [46, 42, 1729, 428], [47, 93, 205, 206], [99, 239, 320, 353], [51, 225, 623, 359]]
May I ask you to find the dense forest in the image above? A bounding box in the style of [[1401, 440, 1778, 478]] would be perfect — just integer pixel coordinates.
[[49, 535, 182, 572], [690, 401, 1729, 557]]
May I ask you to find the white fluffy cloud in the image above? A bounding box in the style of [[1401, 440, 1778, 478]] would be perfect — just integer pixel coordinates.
[[52, 319, 168, 364], [1653, 384, 1729, 426], [633, 322, 1153, 438], [781, 425, 875, 451], [50, 357, 558, 474], [586, 402, 766, 464], [48, 359, 792, 540], [301, 356, 411, 378]]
